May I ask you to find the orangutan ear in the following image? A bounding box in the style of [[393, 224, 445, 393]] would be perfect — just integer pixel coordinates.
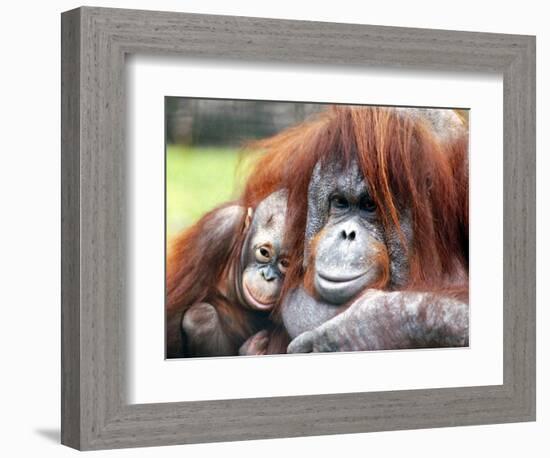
[[243, 207, 254, 232]]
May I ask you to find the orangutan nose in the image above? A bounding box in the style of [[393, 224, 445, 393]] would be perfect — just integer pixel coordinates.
[[341, 229, 356, 241], [261, 267, 277, 282]]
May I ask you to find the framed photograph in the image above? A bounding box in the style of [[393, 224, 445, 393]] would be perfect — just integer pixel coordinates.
[[61, 6, 536, 450]]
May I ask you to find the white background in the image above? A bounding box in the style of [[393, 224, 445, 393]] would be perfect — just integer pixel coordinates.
[[0, 0, 547, 457], [128, 58, 503, 403]]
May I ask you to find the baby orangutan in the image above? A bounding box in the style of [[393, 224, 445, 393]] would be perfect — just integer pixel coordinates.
[[166, 190, 289, 358]]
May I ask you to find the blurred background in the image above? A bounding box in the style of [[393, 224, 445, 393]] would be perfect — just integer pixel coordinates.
[[165, 98, 324, 237]]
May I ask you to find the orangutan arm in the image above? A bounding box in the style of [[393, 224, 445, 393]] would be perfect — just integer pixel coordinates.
[[287, 290, 469, 353], [238, 330, 269, 356]]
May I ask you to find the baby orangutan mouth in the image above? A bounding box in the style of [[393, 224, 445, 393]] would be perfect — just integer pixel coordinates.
[[242, 279, 278, 310]]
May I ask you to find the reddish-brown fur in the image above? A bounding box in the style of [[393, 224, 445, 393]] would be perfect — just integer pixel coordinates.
[[240, 106, 469, 316], [166, 203, 246, 313], [168, 105, 469, 355], [368, 241, 391, 290], [166, 203, 246, 357], [166, 202, 288, 357]]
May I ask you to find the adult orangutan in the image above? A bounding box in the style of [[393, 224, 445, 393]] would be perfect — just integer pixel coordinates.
[[166, 190, 290, 358], [241, 106, 469, 352]]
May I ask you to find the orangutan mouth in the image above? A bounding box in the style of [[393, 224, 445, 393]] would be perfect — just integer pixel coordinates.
[[243, 282, 276, 310], [316, 270, 368, 284]]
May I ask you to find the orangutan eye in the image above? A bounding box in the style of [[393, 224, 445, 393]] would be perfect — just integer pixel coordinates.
[[359, 196, 376, 213], [331, 195, 349, 210], [255, 246, 272, 262], [278, 258, 289, 274]]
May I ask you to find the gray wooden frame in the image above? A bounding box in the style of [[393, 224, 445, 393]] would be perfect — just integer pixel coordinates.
[[61, 6, 536, 451]]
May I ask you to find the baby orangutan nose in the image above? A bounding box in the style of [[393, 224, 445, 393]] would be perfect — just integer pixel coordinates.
[[261, 266, 278, 282]]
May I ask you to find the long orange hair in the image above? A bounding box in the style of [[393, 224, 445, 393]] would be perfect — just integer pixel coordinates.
[[241, 106, 469, 309]]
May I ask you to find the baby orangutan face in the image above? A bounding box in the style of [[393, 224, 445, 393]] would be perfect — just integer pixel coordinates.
[[239, 190, 289, 311]]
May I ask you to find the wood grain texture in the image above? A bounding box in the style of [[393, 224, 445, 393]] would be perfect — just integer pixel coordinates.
[[60, 6, 536, 450], [60, 7, 81, 449]]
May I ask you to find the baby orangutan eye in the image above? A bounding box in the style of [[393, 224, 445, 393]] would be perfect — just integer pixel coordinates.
[[278, 258, 289, 274], [255, 245, 272, 263]]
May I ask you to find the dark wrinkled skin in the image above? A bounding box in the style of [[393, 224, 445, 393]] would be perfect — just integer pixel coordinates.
[[282, 158, 414, 341], [305, 160, 412, 307]]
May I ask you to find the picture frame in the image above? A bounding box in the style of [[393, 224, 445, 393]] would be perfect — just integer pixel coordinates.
[[61, 6, 536, 450]]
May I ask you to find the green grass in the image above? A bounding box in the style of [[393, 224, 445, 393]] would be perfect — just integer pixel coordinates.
[[166, 145, 247, 238]]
